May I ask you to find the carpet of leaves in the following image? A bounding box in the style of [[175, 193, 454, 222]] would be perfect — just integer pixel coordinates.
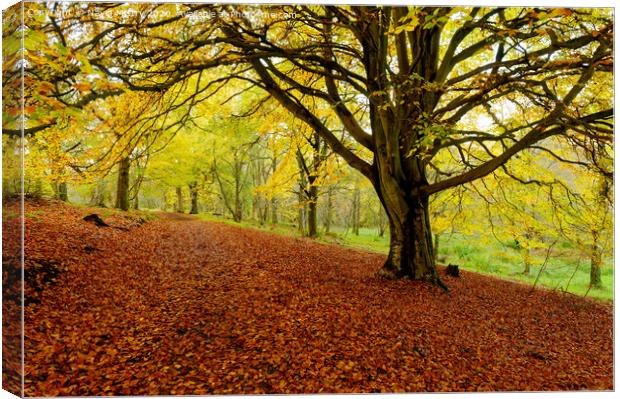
[[16, 200, 612, 395], [2, 199, 23, 395]]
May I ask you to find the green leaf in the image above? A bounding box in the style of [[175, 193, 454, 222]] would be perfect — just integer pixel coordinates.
[[24, 30, 47, 50]]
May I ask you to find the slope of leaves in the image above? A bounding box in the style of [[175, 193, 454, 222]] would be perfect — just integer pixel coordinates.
[[16, 200, 612, 395], [2, 199, 23, 394]]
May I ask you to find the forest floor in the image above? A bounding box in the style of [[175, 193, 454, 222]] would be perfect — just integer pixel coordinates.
[[4, 199, 614, 395], [195, 214, 614, 301]]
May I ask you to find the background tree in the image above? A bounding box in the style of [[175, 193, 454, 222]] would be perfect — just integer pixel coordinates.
[[552, 169, 613, 288]]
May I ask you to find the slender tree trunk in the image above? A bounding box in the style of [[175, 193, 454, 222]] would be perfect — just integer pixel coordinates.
[[57, 182, 68, 202], [131, 178, 143, 211], [189, 182, 199, 214], [433, 233, 440, 263], [252, 196, 258, 221], [91, 180, 106, 207], [51, 174, 66, 200], [324, 187, 333, 233], [254, 196, 266, 225], [115, 157, 130, 211], [32, 178, 43, 198], [297, 185, 307, 236], [519, 231, 533, 275], [233, 157, 243, 223], [521, 247, 531, 275], [307, 132, 322, 237], [307, 184, 318, 238], [590, 229, 603, 288], [162, 192, 168, 211], [175, 186, 184, 213], [212, 159, 242, 222], [378, 207, 387, 237], [253, 196, 268, 225], [270, 197, 278, 224], [233, 185, 242, 223], [261, 200, 269, 225], [589, 176, 608, 288], [296, 152, 308, 236], [270, 155, 278, 224], [352, 188, 361, 236]]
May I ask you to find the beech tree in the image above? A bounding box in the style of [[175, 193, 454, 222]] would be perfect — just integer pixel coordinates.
[[18, 4, 613, 287]]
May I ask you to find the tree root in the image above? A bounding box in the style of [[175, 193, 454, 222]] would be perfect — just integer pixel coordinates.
[[376, 265, 450, 292], [432, 274, 450, 292]]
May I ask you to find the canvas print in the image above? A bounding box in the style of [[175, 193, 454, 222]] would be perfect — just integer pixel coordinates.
[[1, 0, 614, 396]]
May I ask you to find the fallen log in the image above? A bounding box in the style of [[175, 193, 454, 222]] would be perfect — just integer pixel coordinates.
[[83, 214, 109, 227]]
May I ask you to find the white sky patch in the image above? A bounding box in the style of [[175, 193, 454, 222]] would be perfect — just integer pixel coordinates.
[[473, 114, 494, 132]]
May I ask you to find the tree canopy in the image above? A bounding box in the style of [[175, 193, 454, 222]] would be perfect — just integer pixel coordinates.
[[3, 2, 613, 287]]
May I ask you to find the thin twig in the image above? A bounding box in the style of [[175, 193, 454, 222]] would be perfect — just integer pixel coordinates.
[[564, 256, 582, 294], [530, 239, 558, 293]]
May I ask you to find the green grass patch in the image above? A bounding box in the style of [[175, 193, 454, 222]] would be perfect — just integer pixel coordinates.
[[439, 234, 613, 302], [2, 211, 20, 220], [24, 209, 46, 221], [323, 226, 390, 254]]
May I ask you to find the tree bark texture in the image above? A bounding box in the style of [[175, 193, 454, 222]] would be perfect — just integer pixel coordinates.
[[115, 157, 130, 211]]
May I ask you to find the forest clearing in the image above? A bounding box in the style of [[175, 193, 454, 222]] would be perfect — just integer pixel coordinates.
[[4, 199, 614, 395], [2, 2, 614, 395]]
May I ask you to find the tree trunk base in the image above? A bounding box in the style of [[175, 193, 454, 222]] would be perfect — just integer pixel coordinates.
[[376, 262, 449, 291], [376, 264, 405, 280]]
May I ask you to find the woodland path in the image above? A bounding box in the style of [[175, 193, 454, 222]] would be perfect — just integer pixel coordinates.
[[16, 201, 613, 395]]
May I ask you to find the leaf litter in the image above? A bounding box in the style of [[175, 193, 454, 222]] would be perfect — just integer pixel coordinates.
[[10, 200, 612, 395]]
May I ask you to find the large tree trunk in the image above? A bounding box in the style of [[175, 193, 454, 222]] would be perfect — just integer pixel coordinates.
[[378, 195, 444, 286], [359, 9, 446, 288], [372, 163, 446, 288], [115, 156, 130, 211]]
